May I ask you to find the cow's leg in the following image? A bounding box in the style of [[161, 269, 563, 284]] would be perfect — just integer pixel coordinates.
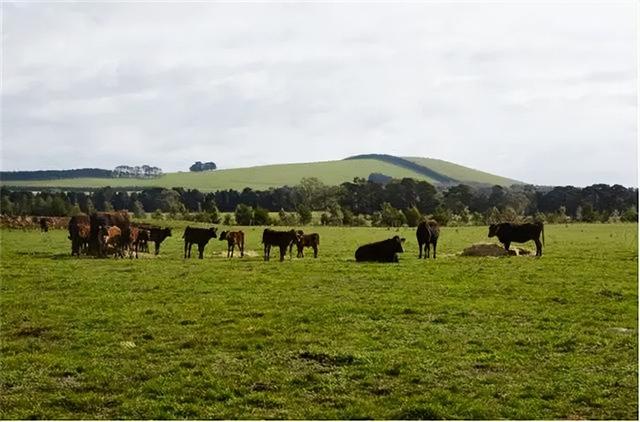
[[425, 244, 430, 259], [264, 244, 269, 261], [503, 242, 511, 253], [432, 240, 437, 259], [313, 245, 318, 258], [240, 242, 244, 257], [230, 244, 235, 258], [198, 244, 204, 259], [155, 242, 160, 255], [418, 242, 422, 259], [279, 245, 286, 262], [534, 239, 542, 256]]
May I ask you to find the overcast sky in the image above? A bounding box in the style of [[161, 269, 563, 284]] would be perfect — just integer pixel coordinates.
[[2, 1, 637, 186]]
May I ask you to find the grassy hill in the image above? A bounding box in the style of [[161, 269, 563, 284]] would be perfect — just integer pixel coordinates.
[[1, 156, 522, 191]]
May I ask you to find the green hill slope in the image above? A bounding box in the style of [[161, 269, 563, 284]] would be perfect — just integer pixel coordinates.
[[2, 156, 522, 191], [402, 156, 522, 186]]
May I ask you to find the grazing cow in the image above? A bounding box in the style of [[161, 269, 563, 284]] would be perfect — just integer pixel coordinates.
[[89, 211, 131, 257], [183, 226, 218, 259], [262, 229, 298, 262], [68, 214, 90, 256], [355, 236, 406, 263], [39, 217, 50, 233], [219, 230, 245, 258], [416, 220, 440, 259], [488, 222, 545, 256], [295, 230, 320, 258]]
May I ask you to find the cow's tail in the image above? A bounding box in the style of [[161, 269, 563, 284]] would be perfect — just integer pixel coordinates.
[[541, 222, 545, 245]]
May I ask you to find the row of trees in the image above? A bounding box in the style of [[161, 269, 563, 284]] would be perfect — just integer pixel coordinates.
[[1, 178, 637, 226], [189, 161, 217, 172], [112, 165, 162, 178]]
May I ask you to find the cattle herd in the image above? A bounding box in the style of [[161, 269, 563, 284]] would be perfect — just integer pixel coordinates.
[[65, 211, 545, 262]]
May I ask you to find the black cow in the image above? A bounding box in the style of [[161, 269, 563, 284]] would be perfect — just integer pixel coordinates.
[[68, 214, 90, 256], [39, 217, 50, 233], [416, 220, 440, 259], [183, 226, 217, 259], [355, 236, 406, 263], [262, 229, 297, 261], [488, 222, 545, 256], [149, 227, 172, 255]]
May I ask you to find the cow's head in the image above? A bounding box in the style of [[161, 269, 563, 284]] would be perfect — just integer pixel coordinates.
[[219, 231, 227, 241], [488, 224, 500, 238], [163, 228, 172, 237], [209, 227, 218, 238], [392, 236, 406, 253]]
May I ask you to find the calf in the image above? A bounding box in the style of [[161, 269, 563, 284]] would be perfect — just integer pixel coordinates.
[[355, 236, 405, 263], [416, 220, 440, 259], [219, 230, 245, 258], [488, 222, 545, 256], [295, 230, 320, 258], [39, 217, 50, 233], [132, 223, 172, 255], [102, 226, 125, 258], [262, 229, 298, 262], [183, 226, 217, 259]]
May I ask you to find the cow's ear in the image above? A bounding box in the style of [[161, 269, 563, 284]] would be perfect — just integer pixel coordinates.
[[400, 238, 406, 243]]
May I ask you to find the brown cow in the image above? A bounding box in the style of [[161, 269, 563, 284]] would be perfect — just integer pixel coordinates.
[[90, 211, 131, 257], [102, 226, 125, 258], [219, 230, 245, 258], [128, 226, 150, 259], [295, 230, 320, 258]]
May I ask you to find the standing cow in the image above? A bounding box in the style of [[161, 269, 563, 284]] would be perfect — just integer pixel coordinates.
[[416, 220, 440, 259], [262, 229, 298, 262], [68, 214, 90, 256], [219, 230, 245, 258], [183, 226, 218, 259], [488, 222, 545, 256], [355, 236, 406, 263], [295, 230, 320, 258]]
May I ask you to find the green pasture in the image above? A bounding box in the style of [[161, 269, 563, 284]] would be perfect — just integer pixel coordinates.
[[0, 223, 637, 419], [1, 156, 517, 191]]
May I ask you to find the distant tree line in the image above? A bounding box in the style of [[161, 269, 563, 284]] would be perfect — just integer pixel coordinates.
[[1, 165, 163, 181], [0, 168, 113, 181], [0, 178, 637, 226], [112, 165, 163, 178]]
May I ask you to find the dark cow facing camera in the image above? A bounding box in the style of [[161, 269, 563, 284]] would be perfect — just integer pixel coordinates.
[[295, 230, 320, 258], [183, 226, 217, 259], [416, 220, 440, 259], [219, 230, 245, 258], [488, 222, 545, 256], [355, 236, 406, 263]]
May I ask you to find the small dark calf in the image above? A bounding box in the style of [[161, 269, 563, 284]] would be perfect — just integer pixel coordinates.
[[295, 230, 320, 258], [355, 236, 405, 263], [488, 222, 545, 256]]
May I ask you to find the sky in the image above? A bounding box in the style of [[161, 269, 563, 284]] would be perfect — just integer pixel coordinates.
[[1, 1, 637, 187]]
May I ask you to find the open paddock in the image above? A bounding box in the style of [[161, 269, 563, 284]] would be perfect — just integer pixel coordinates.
[[0, 223, 637, 419]]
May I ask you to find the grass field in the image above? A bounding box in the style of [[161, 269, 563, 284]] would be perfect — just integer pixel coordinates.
[[0, 222, 637, 419], [2, 156, 519, 191]]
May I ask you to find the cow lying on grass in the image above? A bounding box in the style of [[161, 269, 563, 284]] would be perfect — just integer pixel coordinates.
[[488, 222, 545, 256], [219, 230, 245, 258], [183, 226, 218, 259], [355, 236, 405, 263]]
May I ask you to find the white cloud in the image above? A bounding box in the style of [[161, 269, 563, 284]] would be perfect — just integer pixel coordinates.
[[1, 1, 636, 186]]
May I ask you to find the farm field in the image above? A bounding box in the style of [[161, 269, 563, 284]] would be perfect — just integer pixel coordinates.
[[0, 223, 637, 419]]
